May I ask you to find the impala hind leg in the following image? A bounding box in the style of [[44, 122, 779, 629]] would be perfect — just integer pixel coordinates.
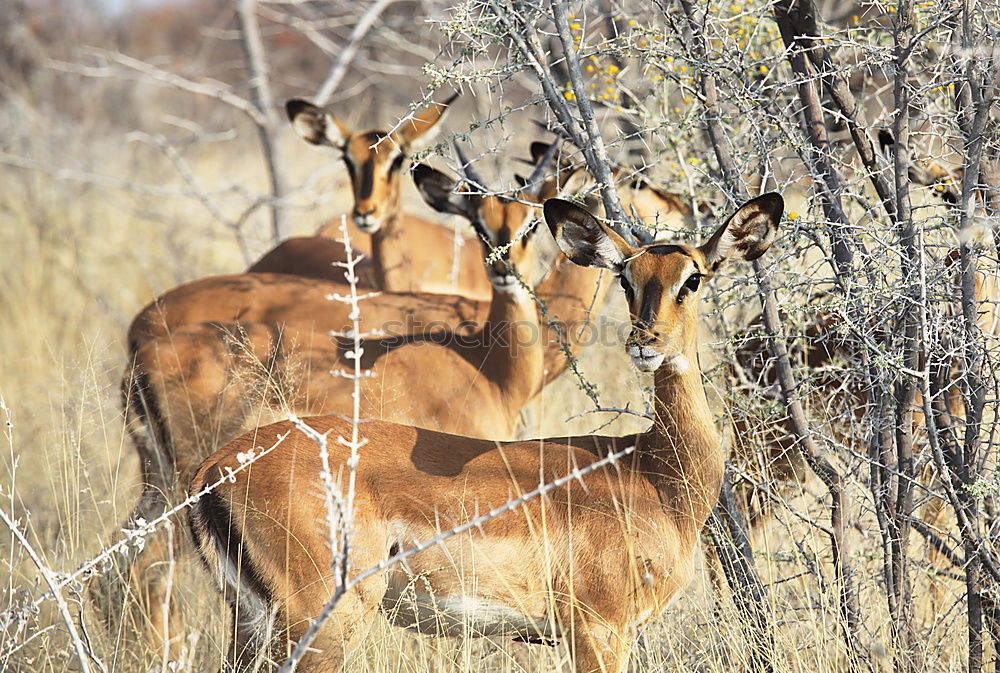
[[565, 616, 633, 673], [227, 577, 387, 673]]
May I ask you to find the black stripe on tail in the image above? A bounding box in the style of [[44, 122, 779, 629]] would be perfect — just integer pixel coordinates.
[[123, 361, 175, 491], [192, 478, 273, 607]]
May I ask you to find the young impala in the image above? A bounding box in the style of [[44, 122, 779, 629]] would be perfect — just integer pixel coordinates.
[[188, 192, 783, 673], [250, 96, 493, 300]]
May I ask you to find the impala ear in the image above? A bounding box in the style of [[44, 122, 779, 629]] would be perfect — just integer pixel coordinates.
[[529, 142, 552, 165], [286, 99, 349, 148], [412, 164, 480, 221], [878, 129, 895, 154], [543, 198, 635, 270], [391, 93, 458, 153], [699, 193, 783, 276]]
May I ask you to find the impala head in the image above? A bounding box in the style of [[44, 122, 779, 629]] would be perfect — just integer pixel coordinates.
[[526, 142, 700, 224], [544, 194, 783, 374], [878, 129, 962, 204], [412, 143, 559, 293], [286, 95, 457, 233]]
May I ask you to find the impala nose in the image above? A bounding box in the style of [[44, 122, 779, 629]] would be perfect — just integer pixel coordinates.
[[487, 259, 519, 291], [352, 209, 381, 233]]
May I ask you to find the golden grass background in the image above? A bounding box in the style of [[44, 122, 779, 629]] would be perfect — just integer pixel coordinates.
[[0, 113, 976, 672]]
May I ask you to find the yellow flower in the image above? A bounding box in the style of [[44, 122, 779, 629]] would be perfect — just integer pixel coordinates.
[[688, 157, 698, 165], [608, 65, 620, 74], [671, 162, 679, 170], [666, 56, 674, 63], [603, 93, 611, 100], [851, 14, 859, 22], [570, 22, 581, 30], [678, 170, 686, 177], [564, 91, 576, 101], [673, 106, 681, 114], [730, 3, 740, 11], [628, 18, 637, 26], [788, 211, 798, 220], [679, 65, 688, 72], [607, 86, 615, 93], [590, 82, 597, 88], [759, 65, 768, 74], [683, 96, 691, 104], [586, 64, 595, 72], [737, 27, 745, 35]]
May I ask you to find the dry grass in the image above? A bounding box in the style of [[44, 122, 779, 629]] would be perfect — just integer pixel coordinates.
[[0, 126, 975, 673]]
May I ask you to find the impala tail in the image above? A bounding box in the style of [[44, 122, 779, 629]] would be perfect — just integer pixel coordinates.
[[189, 463, 277, 655], [121, 359, 174, 505]]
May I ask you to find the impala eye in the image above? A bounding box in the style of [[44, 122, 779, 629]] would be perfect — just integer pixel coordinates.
[[390, 152, 406, 172], [677, 274, 702, 303]]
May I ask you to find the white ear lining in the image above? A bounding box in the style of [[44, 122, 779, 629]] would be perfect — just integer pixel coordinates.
[[594, 231, 627, 269], [704, 229, 735, 268], [406, 122, 444, 153], [555, 220, 626, 270]]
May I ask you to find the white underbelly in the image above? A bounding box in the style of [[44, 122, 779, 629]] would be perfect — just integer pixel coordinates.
[[381, 582, 560, 641]]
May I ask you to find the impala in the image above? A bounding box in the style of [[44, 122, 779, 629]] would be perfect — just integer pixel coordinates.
[[188, 192, 783, 673], [250, 96, 493, 300]]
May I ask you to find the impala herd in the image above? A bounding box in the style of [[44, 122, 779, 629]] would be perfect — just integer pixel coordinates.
[[91, 90, 983, 673]]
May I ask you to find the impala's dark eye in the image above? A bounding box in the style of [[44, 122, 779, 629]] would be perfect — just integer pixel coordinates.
[[390, 152, 406, 172], [619, 274, 636, 304], [677, 274, 702, 303]]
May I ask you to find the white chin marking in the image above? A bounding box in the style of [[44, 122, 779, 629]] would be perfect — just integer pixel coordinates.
[[627, 345, 666, 372], [663, 353, 690, 375], [354, 217, 381, 233], [627, 347, 689, 374]]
